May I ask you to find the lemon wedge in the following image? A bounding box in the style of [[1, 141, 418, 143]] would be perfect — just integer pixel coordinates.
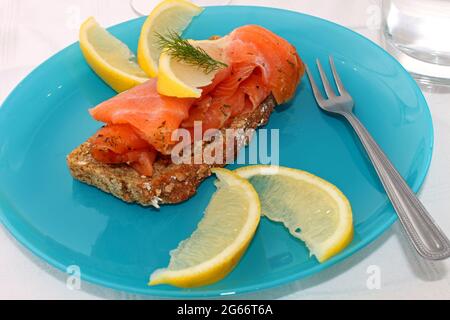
[[149, 168, 260, 288], [79, 17, 149, 92], [235, 165, 353, 262], [156, 50, 215, 98], [157, 37, 229, 98], [137, 0, 204, 77]]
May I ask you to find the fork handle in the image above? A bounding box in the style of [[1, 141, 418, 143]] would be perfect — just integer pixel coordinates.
[[343, 111, 450, 260]]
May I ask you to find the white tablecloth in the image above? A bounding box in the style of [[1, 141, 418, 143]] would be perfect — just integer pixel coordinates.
[[1, 0, 449, 300]]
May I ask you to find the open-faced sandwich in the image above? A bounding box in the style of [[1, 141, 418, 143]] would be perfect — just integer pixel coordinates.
[[67, 16, 304, 207], [64, 1, 357, 288]]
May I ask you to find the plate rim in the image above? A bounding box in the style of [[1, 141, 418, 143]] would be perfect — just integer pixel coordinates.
[[0, 5, 434, 298]]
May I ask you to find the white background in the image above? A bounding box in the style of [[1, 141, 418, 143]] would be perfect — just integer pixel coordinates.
[[0, 0, 449, 299]]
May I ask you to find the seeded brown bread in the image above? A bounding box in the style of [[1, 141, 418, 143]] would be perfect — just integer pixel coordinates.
[[67, 94, 276, 207]]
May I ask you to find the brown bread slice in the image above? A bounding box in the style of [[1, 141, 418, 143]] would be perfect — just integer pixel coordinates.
[[67, 94, 276, 207]]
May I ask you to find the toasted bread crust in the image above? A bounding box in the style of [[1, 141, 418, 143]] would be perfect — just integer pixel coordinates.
[[67, 94, 276, 207]]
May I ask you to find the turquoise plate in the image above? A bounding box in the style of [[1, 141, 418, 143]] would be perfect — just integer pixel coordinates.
[[0, 6, 433, 297]]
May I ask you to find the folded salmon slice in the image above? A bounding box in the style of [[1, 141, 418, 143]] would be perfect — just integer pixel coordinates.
[[229, 25, 304, 104], [90, 80, 195, 155], [90, 124, 157, 176], [89, 25, 304, 176]]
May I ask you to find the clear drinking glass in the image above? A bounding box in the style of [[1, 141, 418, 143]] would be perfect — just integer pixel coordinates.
[[382, 0, 450, 86]]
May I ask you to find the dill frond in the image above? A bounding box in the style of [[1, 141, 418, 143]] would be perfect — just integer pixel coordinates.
[[156, 31, 227, 73]]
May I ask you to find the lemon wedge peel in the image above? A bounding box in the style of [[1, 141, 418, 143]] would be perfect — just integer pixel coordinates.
[[149, 168, 261, 288], [156, 50, 205, 98], [235, 165, 353, 263], [137, 0, 204, 77], [79, 17, 149, 92]]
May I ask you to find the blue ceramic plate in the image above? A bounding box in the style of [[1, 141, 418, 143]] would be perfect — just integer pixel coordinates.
[[0, 6, 433, 297]]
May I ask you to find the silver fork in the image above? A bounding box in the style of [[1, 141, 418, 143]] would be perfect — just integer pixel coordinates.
[[306, 56, 450, 260]]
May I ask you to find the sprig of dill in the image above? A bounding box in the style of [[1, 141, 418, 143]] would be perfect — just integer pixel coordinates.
[[156, 31, 227, 74]]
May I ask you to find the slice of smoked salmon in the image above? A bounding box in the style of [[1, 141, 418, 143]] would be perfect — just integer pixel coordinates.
[[90, 79, 195, 154], [90, 124, 157, 176], [128, 150, 157, 177], [229, 25, 304, 104], [90, 124, 149, 154]]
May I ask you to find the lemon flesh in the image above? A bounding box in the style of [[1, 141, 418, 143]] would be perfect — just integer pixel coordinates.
[[137, 0, 204, 77], [157, 50, 216, 98], [236, 165, 353, 262], [157, 37, 229, 98], [79, 17, 149, 92], [149, 168, 260, 288]]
